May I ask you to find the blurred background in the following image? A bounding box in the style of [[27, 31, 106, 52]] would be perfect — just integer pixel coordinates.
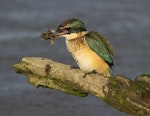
[[0, 0, 149, 116]]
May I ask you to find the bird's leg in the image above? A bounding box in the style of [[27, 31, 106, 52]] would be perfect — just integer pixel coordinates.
[[83, 70, 98, 78]]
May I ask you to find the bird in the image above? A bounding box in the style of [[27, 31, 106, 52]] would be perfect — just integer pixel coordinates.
[[41, 18, 114, 77]]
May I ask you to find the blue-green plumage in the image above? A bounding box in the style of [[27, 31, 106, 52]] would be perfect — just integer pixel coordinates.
[[85, 31, 114, 74]]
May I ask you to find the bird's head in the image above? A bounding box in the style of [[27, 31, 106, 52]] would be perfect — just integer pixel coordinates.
[[58, 18, 86, 34], [41, 18, 87, 43]]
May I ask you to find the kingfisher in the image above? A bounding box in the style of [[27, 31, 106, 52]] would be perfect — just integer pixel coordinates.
[[41, 18, 114, 77]]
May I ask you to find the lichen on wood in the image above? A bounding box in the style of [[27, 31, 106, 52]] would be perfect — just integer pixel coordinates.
[[13, 57, 150, 116]]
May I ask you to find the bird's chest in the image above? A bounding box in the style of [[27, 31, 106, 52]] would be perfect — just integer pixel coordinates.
[[66, 39, 102, 72]]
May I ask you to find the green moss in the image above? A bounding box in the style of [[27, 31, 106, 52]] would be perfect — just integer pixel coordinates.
[[13, 62, 23, 73], [50, 77, 88, 97], [105, 77, 139, 114], [140, 74, 150, 77], [13, 62, 33, 74], [14, 61, 88, 97], [135, 74, 150, 88], [108, 78, 118, 89], [146, 88, 150, 98]]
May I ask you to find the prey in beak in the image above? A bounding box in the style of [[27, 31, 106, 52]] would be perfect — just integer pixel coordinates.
[[40, 27, 69, 45]]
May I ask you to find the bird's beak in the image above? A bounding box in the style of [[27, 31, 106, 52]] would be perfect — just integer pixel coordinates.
[[40, 27, 69, 45], [40, 28, 68, 40], [54, 28, 69, 37]]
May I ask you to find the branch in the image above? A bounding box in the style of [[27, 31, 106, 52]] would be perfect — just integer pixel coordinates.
[[13, 57, 150, 116]]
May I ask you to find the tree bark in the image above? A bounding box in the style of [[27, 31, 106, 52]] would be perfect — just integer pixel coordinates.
[[13, 57, 150, 116]]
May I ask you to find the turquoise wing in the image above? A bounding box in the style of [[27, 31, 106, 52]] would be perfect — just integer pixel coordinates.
[[85, 31, 114, 71]]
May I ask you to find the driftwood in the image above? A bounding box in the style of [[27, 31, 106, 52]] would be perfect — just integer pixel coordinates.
[[13, 57, 150, 116]]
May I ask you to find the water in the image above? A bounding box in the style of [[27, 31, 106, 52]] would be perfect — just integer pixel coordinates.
[[0, 0, 150, 116]]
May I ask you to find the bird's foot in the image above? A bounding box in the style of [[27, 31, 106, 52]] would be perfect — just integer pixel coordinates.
[[83, 70, 97, 78]]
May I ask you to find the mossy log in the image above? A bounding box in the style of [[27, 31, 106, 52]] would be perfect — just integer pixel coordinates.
[[13, 57, 150, 116]]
